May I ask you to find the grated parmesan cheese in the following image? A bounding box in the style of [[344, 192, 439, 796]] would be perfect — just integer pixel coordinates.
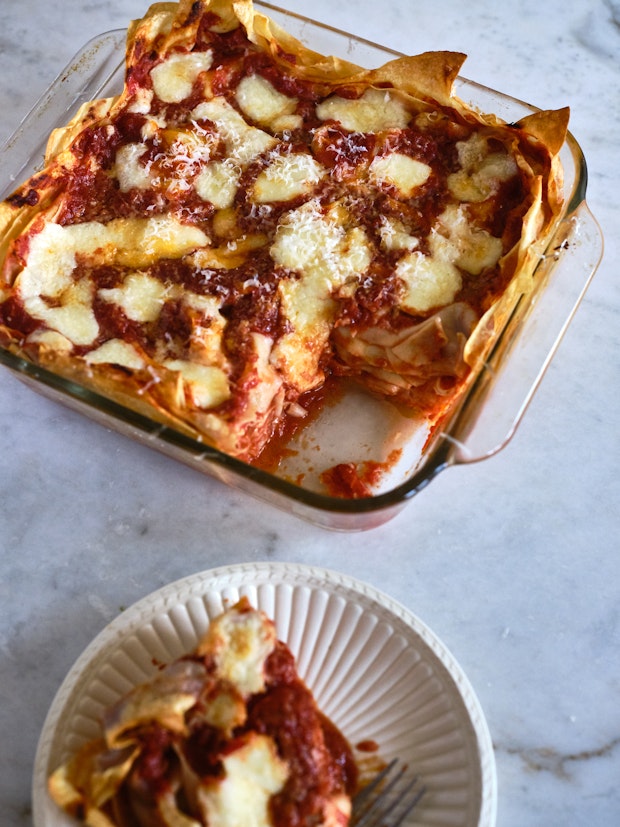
[[192, 98, 277, 165], [253, 153, 326, 203], [270, 199, 371, 390]]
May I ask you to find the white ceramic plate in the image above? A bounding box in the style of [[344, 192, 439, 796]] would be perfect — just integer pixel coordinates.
[[32, 562, 497, 826]]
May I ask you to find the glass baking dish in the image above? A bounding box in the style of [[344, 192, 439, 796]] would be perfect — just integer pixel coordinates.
[[0, 3, 603, 531]]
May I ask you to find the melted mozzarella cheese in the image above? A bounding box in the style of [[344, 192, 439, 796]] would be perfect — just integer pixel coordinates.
[[25, 292, 98, 347], [252, 153, 326, 203], [270, 199, 371, 389], [182, 292, 223, 316], [115, 143, 153, 192], [448, 133, 518, 202], [435, 204, 503, 274], [396, 249, 462, 314], [85, 339, 146, 369], [271, 199, 371, 287], [116, 127, 218, 195], [26, 329, 74, 352], [202, 689, 246, 735], [316, 88, 410, 132], [19, 223, 80, 299], [369, 152, 432, 197], [17, 219, 208, 346], [192, 98, 276, 165], [195, 160, 240, 208], [203, 604, 277, 695], [235, 74, 297, 129], [197, 733, 288, 827], [163, 359, 230, 409], [18, 224, 99, 344], [182, 292, 227, 366], [110, 217, 209, 267], [24, 217, 207, 272], [150, 50, 213, 103], [397, 204, 503, 313], [128, 87, 154, 115], [378, 216, 419, 252], [98, 272, 169, 323]]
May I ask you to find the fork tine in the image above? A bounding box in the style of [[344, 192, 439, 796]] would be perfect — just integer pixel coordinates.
[[352, 758, 400, 810], [351, 759, 425, 827]]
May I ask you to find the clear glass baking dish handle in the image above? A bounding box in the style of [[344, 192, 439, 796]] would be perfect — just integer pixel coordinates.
[[445, 199, 603, 464]]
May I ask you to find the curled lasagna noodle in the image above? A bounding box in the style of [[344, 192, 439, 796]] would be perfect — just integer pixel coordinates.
[[0, 0, 568, 465], [47, 599, 357, 827]]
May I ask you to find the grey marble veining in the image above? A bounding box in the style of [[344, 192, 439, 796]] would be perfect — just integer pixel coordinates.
[[1, 1, 619, 825]]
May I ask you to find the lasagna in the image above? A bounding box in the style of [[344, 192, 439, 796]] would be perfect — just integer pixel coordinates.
[[48, 598, 357, 827], [0, 0, 568, 468]]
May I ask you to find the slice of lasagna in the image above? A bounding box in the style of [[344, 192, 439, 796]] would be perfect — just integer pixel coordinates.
[[48, 598, 357, 827], [0, 0, 568, 465]]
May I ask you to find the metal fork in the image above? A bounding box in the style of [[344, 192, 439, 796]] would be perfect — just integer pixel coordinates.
[[351, 759, 425, 827]]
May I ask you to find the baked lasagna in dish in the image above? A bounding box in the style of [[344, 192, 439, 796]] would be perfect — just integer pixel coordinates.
[[0, 0, 568, 468], [48, 598, 357, 827]]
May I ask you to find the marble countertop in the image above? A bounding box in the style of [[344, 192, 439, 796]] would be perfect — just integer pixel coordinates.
[[0, 0, 618, 824]]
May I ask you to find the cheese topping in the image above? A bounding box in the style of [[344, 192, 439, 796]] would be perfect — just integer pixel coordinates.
[[235, 74, 298, 129], [253, 153, 326, 203], [98, 272, 169, 323], [24, 287, 98, 347], [151, 50, 214, 103], [192, 98, 277, 164], [26, 329, 74, 352], [128, 86, 155, 115], [198, 734, 289, 827], [115, 142, 153, 192], [316, 88, 411, 132], [195, 160, 240, 208], [21, 217, 207, 277], [397, 250, 462, 314], [434, 204, 503, 275], [396, 204, 504, 313], [271, 200, 371, 286], [201, 601, 277, 694], [17, 218, 208, 346], [85, 339, 147, 369], [163, 359, 231, 408], [271, 200, 371, 389], [369, 152, 432, 197], [379, 216, 419, 252], [448, 133, 518, 202]]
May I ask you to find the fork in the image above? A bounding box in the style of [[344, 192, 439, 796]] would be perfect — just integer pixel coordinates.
[[350, 759, 425, 827]]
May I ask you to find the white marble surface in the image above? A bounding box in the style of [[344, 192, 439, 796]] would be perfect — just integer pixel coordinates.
[[0, 0, 618, 824]]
